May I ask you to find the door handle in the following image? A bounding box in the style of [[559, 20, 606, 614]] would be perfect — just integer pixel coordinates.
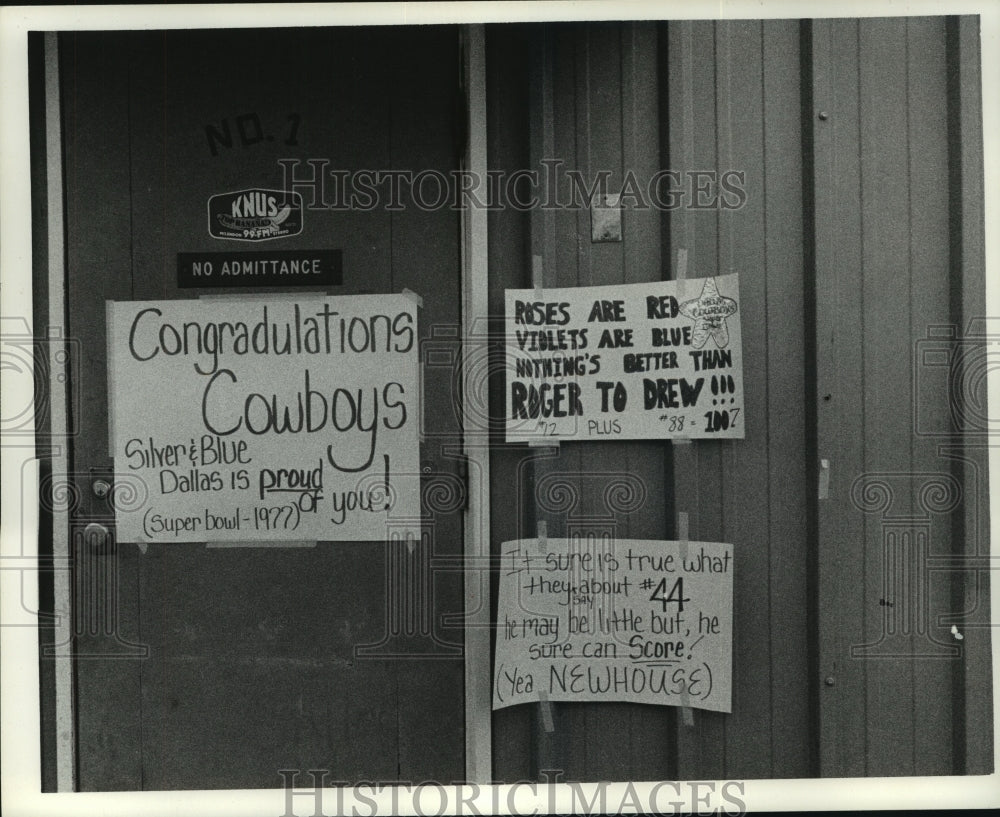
[[91, 479, 112, 499], [82, 522, 113, 555]]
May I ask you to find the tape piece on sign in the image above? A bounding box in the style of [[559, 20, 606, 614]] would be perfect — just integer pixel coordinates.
[[673, 249, 691, 449], [532, 254, 544, 299], [106, 301, 117, 458], [677, 511, 690, 570], [528, 437, 560, 449], [676, 510, 695, 726], [399, 289, 424, 441], [528, 435, 559, 448], [537, 689, 555, 733], [527, 254, 559, 448], [401, 288, 423, 309], [198, 292, 302, 302], [537, 520, 548, 551], [818, 458, 831, 500], [205, 541, 317, 549]]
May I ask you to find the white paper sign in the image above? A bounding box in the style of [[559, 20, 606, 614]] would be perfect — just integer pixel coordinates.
[[493, 538, 733, 713], [106, 295, 419, 542], [505, 274, 744, 441]]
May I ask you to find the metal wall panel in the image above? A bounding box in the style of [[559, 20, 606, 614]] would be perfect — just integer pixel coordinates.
[[667, 19, 811, 780], [948, 15, 993, 776], [812, 15, 991, 778], [487, 15, 989, 782], [488, 22, 676, 781], [46, 13, 990, 788]]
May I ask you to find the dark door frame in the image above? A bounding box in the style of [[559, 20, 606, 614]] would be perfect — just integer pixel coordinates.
[[34, 23, 492, 792]]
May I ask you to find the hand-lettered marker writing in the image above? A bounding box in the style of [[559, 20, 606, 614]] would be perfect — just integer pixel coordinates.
[[107, 295, 420, 543]]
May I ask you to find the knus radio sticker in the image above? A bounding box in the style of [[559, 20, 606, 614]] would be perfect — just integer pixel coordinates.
[[208, 188, 303, 241]]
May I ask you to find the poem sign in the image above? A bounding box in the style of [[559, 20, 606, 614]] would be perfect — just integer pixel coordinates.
[[493, 538, 733, 713], [106, 295, 419, 542], [505, 274, 744, 441]]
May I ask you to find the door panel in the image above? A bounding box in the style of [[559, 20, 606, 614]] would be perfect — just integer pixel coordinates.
[[62, 30, 145, 791], [62, 27, 465, 790]]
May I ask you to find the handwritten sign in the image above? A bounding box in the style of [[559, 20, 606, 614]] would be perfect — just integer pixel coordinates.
[[493, 538, 733, 713], [505, 274, 744, 441], [106, 295, 419, 542]]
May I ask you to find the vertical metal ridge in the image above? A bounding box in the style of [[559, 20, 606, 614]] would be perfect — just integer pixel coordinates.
[[461, 22, 492, 785], [44, 30, 76, 794]]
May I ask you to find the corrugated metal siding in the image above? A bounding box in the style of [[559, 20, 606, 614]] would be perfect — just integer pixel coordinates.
[[668, 18, 812, 781], [489, 22, 675, 782], [949, 15, 993, 776], [488, 15, 989, 781], [811, 15, 991, 777]]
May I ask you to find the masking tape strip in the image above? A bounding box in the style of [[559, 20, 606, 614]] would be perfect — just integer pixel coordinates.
[[537, 690, 555, 733], [530, 250, 554, 735], [677, 511, 689, 566], [676, 510, 694, 723], [530, 253, 553, 735], [818, 458, 831, 500], [205, 541, 317, 549], [528, 437, 560, 448], [418, 343, 426, 444], [399, 290, 424, 441], [527, 254, 559, 448], [532, 253, 544, 298], [106, 301, 117, 458], [402, 287, 424, 308], [531, 238, 554, 731], [673, 249, 691, 447], [198, 292, 303, 301]]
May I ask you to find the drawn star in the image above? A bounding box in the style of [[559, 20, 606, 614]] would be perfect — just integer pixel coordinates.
[[678, 277, 738, 350]]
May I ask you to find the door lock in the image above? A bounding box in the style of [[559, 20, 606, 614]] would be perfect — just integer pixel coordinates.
[[82, 522, 112, 554], [92, 479, 112, 499]]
